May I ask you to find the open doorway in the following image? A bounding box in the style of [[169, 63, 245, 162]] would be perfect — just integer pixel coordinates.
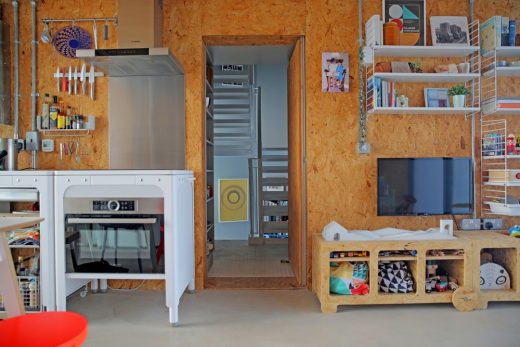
[[204, 38, 305, 288]]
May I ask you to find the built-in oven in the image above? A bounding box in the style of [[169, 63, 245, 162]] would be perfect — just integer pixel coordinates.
[[64, 198, 163, 276], [55, 170, 195, 325]]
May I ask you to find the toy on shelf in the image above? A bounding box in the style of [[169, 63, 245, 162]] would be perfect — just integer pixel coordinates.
[[507, 134, 518, 155], [508, 225, 520, 238]]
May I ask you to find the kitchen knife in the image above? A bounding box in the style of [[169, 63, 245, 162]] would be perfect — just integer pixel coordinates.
[[61, 68, 67, 93], [89, 65, 95, 100], [80, 64, 86, 95], [68, 66, 72, 95], [74, 66, 78, 95], [56, 67, 61, 92]]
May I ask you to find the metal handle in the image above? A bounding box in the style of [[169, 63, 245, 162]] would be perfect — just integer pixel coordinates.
[[67, 218, 157, 224]]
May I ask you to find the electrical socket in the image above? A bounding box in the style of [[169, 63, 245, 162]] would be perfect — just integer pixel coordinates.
[[357, 142, 371, 154], [482, 218, 503, 230], [461, 218, 481, 230]]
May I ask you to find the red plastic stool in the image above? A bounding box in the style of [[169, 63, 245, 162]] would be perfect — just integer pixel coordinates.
[[0, 311, 88, 347]]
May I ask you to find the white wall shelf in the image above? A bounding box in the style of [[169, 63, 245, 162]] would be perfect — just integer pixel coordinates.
[[484, 47, 520, 58], [372, 45, 480, 58], [369, 107, 480, 115], [483, 67, 520, 77], [374, 72, 480, 83]]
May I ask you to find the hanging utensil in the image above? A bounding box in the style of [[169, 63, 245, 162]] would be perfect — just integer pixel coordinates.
[[41, 21, 52, 44], [74, 66, 78, 95], [80, 64, 87, 95], [92, 20, 98, 49], [103, 20, 109, 41], [75, 141, 80, 163], [56, 67, 61, 92], [68, 66, 72, 95], [89, 65, 95, 100]]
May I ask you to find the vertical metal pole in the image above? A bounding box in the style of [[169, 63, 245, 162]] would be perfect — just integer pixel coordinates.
[[12, 0, 19, 140], [469, 0, 477, 218], [31, 0, 37, 169], [248, 158, 260, 238]]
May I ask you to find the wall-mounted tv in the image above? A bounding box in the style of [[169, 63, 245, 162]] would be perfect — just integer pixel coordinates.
[[377, 157, 473, 216]]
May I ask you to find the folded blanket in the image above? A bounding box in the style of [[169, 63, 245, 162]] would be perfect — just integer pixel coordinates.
[[321, 221, 456, 241]]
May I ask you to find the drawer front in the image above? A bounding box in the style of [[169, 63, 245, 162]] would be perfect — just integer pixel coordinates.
[[91, 175, 136, 185]]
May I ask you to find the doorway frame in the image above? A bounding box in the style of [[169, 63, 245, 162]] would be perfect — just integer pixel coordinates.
[[201, 35, 307, 289]]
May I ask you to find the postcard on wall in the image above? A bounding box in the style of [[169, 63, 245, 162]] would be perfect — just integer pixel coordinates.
[[322, 52, 349, 93], [430, 16, 469, 46], [383, 0, 426, 46]]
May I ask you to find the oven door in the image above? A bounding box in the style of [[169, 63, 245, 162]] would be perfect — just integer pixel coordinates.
[[64, 214, 163, 274]]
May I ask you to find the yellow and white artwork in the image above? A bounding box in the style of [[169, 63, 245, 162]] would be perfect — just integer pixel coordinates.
[[219, 179, 249, 222]]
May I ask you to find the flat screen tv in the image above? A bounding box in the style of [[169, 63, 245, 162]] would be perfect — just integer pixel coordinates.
[[377, 157, 473, 216]]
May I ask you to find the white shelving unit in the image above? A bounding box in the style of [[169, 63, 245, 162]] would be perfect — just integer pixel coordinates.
[[480, 42, 520, 216], [205, 49, 215, 270], [364, 20, 481, 118]]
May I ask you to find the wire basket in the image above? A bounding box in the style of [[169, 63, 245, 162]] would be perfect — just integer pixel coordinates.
[[0, 276, 40, 312]]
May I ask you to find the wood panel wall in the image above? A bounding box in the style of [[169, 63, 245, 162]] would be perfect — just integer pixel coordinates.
[[1, 0, 519, 289]]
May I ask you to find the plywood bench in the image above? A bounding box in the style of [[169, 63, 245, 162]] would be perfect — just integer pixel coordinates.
[[312, 231, 520, 313]]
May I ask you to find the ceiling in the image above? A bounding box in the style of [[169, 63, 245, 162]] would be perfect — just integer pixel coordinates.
[[208, 45, 295, 65]]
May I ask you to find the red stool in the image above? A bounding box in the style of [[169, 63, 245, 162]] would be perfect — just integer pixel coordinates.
[[0, 311, 88, 347]]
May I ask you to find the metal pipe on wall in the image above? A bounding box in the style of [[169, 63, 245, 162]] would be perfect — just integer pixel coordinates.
[[0, 5, 6, 125], [469, 0, 476, 218], [11, 0, 18, 140], [31, 0, 37, 169]]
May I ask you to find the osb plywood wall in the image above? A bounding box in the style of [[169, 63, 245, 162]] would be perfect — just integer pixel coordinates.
[[0, 0, 115, 170], [2, 0, 520, 288]]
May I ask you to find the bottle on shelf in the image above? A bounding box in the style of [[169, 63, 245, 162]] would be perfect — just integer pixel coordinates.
[[57, 100, 65, 129], [49, 96, 60, 129], [41, 93, 50, 130], [66, 106, 72, 130]]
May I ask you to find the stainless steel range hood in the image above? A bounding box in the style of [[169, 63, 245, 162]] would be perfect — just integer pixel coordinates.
[[75, 48, 183, 77]]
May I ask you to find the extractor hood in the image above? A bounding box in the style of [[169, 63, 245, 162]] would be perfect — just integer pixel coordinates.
[[75, 48, 183, 77]]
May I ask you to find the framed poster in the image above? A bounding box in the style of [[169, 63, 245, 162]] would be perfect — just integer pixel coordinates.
[[383, 0, 426, 46], [322, 52, 349, 93], [219, 178, 249, 222], [424, 88, 450, 108], [430, 16, 469, 46]]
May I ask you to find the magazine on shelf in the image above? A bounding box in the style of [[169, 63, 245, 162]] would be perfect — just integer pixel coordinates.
[[366, 14, 382, 47], [481, 16, 502, 55]]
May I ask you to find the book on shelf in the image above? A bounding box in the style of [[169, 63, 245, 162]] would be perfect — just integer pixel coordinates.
[[501, 16, 510, 47], [371, 77, 396, 108], [510, 20, 517, 47], [497, 103, 520, 109], [481, 16, 502, 55]]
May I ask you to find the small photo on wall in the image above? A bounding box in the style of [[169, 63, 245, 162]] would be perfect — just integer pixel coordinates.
[[430, 16, 469, 46], [424, 88, 450, 108], [322, 52, 349, 93]]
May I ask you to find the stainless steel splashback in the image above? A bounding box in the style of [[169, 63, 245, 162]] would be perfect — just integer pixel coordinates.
[[108, 75, 185, 169]]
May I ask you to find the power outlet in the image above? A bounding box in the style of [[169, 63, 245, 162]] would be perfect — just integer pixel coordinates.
[[482, 218, 503, 230], [461, 218, 481, 230]]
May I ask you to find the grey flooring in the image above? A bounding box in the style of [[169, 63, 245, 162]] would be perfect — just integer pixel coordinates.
[[208, 240, 294, 277], [68, 289, 520, 347]]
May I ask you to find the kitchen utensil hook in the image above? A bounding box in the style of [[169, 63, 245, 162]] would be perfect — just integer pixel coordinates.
[[41, 21, 52, 44], [103, 20, 109, 41]]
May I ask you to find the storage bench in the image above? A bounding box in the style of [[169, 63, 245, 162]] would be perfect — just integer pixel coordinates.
[[312, 231, 520, 313]]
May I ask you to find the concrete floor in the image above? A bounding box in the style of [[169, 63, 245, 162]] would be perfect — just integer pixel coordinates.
[[208, 241, 294, 277], [68, 289, 520, 347]]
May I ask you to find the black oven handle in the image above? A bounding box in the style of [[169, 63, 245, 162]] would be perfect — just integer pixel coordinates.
[[67, 218, 157, 224]]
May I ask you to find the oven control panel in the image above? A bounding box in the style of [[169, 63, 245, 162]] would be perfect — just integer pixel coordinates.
[[92, 200, 136, 212]]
